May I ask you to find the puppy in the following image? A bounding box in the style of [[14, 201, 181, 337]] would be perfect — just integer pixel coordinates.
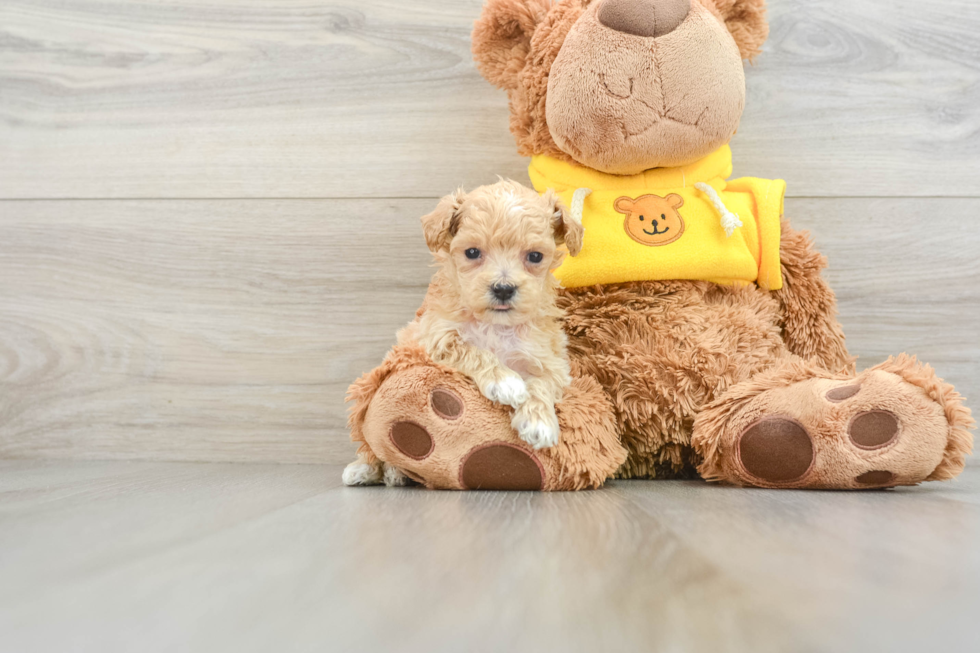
[[342, 180, 584, 487]]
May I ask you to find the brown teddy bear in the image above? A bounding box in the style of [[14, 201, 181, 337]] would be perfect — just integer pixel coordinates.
[[345, 0, 973, 490]]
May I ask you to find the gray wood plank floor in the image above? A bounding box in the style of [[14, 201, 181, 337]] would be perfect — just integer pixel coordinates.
[[1, 460, 978, 653]]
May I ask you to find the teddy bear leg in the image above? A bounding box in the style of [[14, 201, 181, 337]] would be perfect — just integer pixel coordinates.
[[692, 355, 974, 489], [347, 349, 626, 491], [772, 220, 851, 373]]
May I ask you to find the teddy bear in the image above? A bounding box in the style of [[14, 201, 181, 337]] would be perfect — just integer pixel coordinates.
[[344, 0, 973, 491], [615, 194, 686, 246]]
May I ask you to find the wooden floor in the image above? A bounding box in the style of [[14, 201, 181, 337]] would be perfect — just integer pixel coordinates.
[[1, 460, 978, 652]]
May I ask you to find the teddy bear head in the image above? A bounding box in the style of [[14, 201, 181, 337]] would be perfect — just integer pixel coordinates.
[[472, 0, 769, 175], [615, 193, 686, 245]]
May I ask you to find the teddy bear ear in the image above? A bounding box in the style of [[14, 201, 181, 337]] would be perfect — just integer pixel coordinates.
[[711, 0, 770, 62], [472, 0, 553, 90], [421, 189, 466, 253], [666, 193, 685, 209], [614, 197, 634, 214]]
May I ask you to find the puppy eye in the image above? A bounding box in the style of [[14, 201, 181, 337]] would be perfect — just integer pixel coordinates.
[[464, 248, 481, 259], [527, 252, 544, 264]]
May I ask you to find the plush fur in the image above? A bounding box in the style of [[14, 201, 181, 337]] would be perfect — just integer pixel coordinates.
[[472, 0, 767, 174], [346, 0, 972, 490], [546, 0, 746, 173]]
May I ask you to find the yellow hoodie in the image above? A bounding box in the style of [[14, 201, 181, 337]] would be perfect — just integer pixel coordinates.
[[528, 145, 785, 290]]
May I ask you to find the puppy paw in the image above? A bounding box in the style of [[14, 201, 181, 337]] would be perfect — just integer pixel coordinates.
[[514, 406, 561, 450], [383, 464, 414, 487], [482, 374, 529, 409], [516, 418, 560, 450], [342, 461, 384, 486]]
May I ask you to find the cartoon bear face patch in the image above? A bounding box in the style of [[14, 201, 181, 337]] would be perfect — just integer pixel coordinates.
[[614, 194, 686, 246]]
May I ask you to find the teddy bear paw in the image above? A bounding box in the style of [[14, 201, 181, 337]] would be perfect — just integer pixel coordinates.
[[694, 357, 973, 489], [351, 357, 628, 491], [359, 367, 547, 490]]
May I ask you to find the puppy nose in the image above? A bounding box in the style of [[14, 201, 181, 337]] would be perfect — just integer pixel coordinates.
[[598, 0, 690, 38], [491, 283, 517, 302]]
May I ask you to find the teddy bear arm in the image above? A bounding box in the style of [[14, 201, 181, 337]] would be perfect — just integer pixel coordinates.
[[772, 220, 852, 373]]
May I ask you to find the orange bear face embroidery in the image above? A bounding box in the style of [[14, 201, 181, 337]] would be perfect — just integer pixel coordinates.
[[614, 194, 686, 246]]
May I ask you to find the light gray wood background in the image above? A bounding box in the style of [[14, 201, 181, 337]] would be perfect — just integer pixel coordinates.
[[1, 0, 978, 463]]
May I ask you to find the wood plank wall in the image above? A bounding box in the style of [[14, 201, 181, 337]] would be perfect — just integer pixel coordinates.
[[1, 0, 978, 463]]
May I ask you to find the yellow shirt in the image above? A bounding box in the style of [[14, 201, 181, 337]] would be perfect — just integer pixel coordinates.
[[528, 145, 785, 290]]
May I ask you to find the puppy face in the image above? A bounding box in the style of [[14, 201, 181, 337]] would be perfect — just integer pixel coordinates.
[[421, 180, 583, 325]]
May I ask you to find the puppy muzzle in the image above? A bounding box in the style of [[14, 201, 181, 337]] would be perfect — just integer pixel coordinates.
[[490, 283, 518, 309]]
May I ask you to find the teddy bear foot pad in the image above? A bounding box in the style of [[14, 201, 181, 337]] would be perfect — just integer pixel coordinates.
[[389, 418, 545, 491], [354, 359, 626, 491], [368, 373, 547, 490], [694, 357, 973, 490], [737, 410, 901, 488]]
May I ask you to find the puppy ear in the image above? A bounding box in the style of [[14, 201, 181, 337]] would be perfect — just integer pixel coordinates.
[[710, 0, 769, 62], [472, 0, 552, 91], [546, 190, 584, 257], [421, 190, 465, 253], [666, 193, 685, 209]]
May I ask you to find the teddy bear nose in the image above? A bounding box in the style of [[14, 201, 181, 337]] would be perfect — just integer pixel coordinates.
[[598, 0, 690, 38]]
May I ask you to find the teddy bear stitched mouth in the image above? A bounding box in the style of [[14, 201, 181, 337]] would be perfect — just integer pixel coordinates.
[[598, 72, 711, 142], [622, 109, 709, 140], [600, 73, 633, 100], [643, 224, 669, 236]]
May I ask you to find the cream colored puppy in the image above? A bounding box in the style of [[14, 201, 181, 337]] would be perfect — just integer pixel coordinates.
[[408, 179, 584, 448], [342, 180, 584, 487]]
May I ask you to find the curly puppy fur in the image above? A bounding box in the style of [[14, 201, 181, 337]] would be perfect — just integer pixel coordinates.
[[403, 180, 584, 451]]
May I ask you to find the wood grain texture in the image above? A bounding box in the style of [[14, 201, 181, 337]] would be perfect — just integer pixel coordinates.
[[1, 460, 978, 652], [1, 0, 978, 199], [737, 0, 980, 193], [0, 198, 433, 462], [1, 197, 976, 463]]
